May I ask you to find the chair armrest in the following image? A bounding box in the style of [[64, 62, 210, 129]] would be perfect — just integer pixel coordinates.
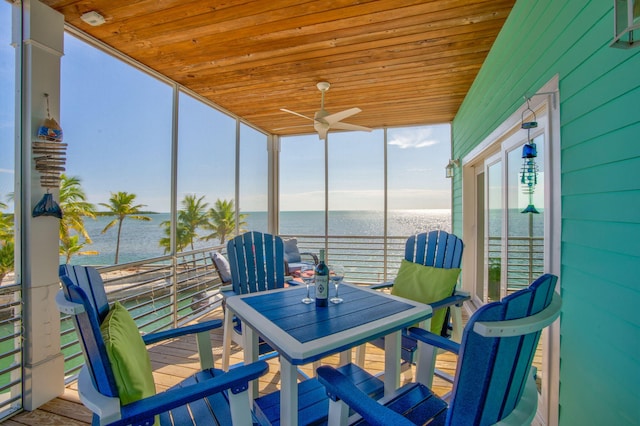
[[221, 287, 237, 300], [316, 366, 414, 426], [56, 290, 85, 315], [429, 291, 470, 311], [474, 292, 561, 337], [299, 251, 319, 264], [115, 361, 269, 426], [77, 367, 121, 425], [407, 327, 460, 355], [369, 281, 394, 290], [142, 319, 222, 345]]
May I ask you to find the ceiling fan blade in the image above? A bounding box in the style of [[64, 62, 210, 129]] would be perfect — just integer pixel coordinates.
[[281, 108, 315, 122], [272, 124, 314, 131], [330, 122, 372, 132], [323, 107, 362, 125]]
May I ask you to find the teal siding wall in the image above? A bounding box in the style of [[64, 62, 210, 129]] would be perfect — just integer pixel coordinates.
[[453, 1, 640, 424]]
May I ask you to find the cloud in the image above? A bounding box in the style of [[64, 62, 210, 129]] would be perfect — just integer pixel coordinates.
[[388, 128, 439, 149]]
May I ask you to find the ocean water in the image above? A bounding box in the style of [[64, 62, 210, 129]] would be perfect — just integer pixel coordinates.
[[67, 209, 451, 266]]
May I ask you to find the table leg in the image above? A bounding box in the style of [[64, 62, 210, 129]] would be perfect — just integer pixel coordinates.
[[384, 330, 401, 395], [415, 335, 437, 388], [242, 325, 259, 401], [280, 356, 298, 426], [338, 349, 351, 367], [221, 306, 233, 371]]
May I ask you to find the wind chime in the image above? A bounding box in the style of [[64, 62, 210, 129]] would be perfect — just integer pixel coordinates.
[[32, 93, 65, 219], [520, 99, 539, 214]]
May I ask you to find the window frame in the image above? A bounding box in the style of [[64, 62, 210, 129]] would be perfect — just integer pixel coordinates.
[[460, 77, 561, 425]]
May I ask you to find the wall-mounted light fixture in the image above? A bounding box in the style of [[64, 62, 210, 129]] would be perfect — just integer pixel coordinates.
[[445, 159, 460, 179], [611, 0, 640, 48]]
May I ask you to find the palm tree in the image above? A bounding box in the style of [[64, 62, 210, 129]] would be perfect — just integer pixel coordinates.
[[0, 197, 14, 283], [0, 209, 13, 244], [99, 192, 151, 264], [159, 194, 209, 254], [59, 174, 96, 263], [203, 199, 247, 244], [159, 222, 192, 254], [59, 235, 86, 265], [178, 194, 209, 251], [0, 195, 12, 241], [0, 241, 14, 284]]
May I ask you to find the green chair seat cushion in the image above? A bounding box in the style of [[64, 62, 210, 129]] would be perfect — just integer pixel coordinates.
[[391, 259, 461, 334], [100, 301, 156, 405]]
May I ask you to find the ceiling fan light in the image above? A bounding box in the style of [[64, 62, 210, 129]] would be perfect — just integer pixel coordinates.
[[317, 81, 331, 92]]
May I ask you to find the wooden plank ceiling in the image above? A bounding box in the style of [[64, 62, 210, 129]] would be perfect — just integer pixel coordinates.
[[42, 0, 515, 137]]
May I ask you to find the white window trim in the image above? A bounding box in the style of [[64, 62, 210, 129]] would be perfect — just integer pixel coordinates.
[[460, 76, 561, 426]]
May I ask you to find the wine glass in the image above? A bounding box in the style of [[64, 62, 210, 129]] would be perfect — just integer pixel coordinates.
[[300, 264, 315, 304], [329, 264, 345, 304]]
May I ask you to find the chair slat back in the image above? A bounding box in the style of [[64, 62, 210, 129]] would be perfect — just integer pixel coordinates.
[[405, 231, 464, 336], [59, 265, 119, 398], [406, 230, 463, 269], [447, 273, 557, 425], [227, 231, 286, 295]]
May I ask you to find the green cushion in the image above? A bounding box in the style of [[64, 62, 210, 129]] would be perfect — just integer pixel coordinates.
[[391, 259, 461, 335], [101, 301, 156, 406]]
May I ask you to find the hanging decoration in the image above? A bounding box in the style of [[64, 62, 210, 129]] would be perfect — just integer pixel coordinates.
[[520, 99, 539, 214], [32, 93, 66, 219]]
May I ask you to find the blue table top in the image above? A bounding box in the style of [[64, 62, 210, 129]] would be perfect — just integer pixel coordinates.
[[243, 285, 414, 343], [227, 283, 432, 364]]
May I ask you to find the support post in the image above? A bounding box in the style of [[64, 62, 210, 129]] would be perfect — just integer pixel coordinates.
[[16, 0, 66, 410]]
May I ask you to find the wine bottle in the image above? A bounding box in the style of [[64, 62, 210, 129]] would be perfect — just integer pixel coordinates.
[[315, 249, 329, 307]]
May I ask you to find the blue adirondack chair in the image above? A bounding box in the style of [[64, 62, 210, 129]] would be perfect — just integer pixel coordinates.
[[222, 231, 291, 371], [57, 264, 269, 426], [318, 273, 561, 426], [358, 230, 468, 380]]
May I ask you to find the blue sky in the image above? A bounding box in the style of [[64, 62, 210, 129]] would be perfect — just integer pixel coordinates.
[[0, 2, 15, 208], [1, 4, 452, 214]]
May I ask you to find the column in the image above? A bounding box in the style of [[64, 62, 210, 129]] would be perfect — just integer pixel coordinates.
[[17, 0, 66, 410]]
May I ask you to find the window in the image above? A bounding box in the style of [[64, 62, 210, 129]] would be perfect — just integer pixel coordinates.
[[177, 92, 236, 248], [474, 114, 547, 304], [61, 33, 173, 265], [328, 130, 384, 236], [0, 1, 16, 283], [387, 125, 452, 236], [278, 126, 452, 282], [239, 123, 268, 232], [279, 134, 325, 235], [0, 2, 22, 420]]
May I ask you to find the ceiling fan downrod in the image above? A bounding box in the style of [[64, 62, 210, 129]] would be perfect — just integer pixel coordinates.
[[317, 81, 330, 110]]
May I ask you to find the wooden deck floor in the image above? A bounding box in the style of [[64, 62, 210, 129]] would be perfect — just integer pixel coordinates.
[[5, 305, 461, 425]]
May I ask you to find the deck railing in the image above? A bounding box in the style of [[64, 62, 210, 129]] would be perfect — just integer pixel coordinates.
[[59, 234, 544, 380], [60, 246, 227, 379], [279, 235, 409, 283], [0, 284, 22, 419], [488, 235, 544, 295], [58, 235, 409, 380]]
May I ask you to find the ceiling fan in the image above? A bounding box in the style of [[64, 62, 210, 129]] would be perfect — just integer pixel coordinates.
[[276, 81, 372, 140]]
